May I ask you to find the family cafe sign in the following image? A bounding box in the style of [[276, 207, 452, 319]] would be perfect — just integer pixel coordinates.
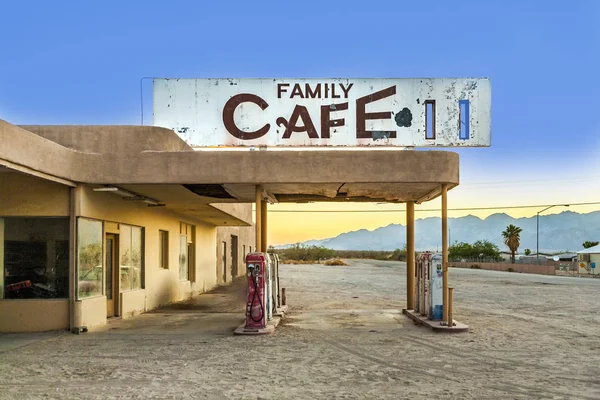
[[153, 78, 491, 147]]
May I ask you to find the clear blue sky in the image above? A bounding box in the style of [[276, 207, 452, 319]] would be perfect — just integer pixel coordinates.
[[1, 0, 599, 215]]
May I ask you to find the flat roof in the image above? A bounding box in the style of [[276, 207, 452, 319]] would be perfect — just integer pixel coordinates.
[[1, 120, 459, 204]]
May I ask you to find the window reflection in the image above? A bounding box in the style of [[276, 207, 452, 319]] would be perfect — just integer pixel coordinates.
[[77, 218, 103, 298], [120, 224, 143, 291]]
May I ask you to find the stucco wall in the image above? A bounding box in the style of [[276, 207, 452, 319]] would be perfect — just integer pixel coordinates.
[[0, 173, 239, 331], [0, 174, 71, 332], [21, 125, 192, 155], [216, 225, 256, 285], [0, 172, 69, 216], [78, 186, 221, 315], [0, 300, 69, 332], [121, 289, 147, 319], [78, 296, 107, 329]]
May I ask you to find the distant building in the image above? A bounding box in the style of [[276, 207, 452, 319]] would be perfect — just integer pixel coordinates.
[[576, 245, 600, 274], [553, 253, 578, 262]]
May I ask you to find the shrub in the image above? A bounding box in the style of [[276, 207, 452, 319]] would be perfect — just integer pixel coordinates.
[[274, 244, 335, 262], [325, 259, 348, 266]]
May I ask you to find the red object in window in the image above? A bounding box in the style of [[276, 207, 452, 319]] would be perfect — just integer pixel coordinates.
[[6, 280, 32, 291]]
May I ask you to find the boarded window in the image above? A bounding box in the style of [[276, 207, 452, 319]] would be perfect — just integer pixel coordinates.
[[159, 230, 169, 269]]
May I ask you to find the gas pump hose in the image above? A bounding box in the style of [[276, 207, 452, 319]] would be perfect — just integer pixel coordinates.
[[249, 277, 264, 323]]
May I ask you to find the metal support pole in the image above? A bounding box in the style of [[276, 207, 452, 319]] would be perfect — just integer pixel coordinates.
[[442, 184, 449, 323], [261, 200, 267, 253], [448, 287, 454, 327], [255, 186, 262, 253], [406, 201, 415, 310], [536, 213, 539, 264]]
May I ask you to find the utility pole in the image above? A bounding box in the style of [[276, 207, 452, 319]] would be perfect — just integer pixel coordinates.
[[537, 204, 569, 264]]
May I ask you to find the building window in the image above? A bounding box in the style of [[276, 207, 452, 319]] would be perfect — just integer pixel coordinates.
[[179, 235, 188, 280], [159, 230, 169, 269], [77, 218, 103, 299], [179, 223, 194, 281], [0, 217, 70, 299], [242, 245, 246, 263], [120, 224, 144, 291]]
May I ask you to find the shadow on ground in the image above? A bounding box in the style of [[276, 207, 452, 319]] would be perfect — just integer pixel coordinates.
[[93, 276, 249, 335], [148, 276, 248, 314]]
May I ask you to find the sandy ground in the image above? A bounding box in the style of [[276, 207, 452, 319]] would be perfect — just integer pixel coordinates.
[[1, 260, 600, 399]]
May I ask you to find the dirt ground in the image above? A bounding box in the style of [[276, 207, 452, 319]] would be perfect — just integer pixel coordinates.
[[1, 260, 600, 399]]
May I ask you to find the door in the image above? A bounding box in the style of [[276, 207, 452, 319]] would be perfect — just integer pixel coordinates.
[[231, 235, 239, 277], [222, 241, 227, 282], [105, 234, 118, 317]]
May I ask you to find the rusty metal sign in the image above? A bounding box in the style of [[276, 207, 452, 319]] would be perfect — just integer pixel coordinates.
[[153, 78, 491, 147]]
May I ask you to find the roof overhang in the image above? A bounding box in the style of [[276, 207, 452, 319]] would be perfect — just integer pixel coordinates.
[[1, 120, 460, 204]]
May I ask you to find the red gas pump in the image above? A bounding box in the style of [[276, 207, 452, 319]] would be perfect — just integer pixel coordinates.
[[245, 253, 266, 329], [234, 252, 285, 335]]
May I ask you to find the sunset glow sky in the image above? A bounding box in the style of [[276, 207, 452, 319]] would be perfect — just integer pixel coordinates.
[[1, 0, 599, 245]]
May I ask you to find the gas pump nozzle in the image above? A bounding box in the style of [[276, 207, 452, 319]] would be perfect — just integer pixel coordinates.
[[248, 264, 259, 285]]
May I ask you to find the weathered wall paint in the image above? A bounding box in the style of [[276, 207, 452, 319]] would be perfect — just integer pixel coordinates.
[[153, 78, 491, 147]]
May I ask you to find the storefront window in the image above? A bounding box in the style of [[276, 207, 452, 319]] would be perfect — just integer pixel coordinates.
[[77, 218, 103, 298], [1, 217, 70, 299], [120, 224, 143, 291]]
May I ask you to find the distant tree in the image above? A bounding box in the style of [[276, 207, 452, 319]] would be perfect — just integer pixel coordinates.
[[502, 224, 522, 264], [582, 241, 599, 249], [524, 248, 531, 256], [449, 240, 501, 261], [449, 241, 473, 260], [472, 240, 502, 260]]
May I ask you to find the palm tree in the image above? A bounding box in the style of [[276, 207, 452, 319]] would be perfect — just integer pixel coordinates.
[[502, 224, 522, 264]]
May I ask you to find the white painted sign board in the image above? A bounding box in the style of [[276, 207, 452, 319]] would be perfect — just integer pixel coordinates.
[[153, 78, 491, 147]]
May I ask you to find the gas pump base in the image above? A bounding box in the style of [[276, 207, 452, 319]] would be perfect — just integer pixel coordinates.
[[402, 309, 469, 333], [273, 305, 289, 318], [234, 316, 282, 335]]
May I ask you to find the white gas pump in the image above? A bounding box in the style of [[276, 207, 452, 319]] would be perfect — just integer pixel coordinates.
[[265, 255, 272, 321], [415, 253, 430, 316], [273, 254, 280, 309], [429, 254, 443, 320]]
